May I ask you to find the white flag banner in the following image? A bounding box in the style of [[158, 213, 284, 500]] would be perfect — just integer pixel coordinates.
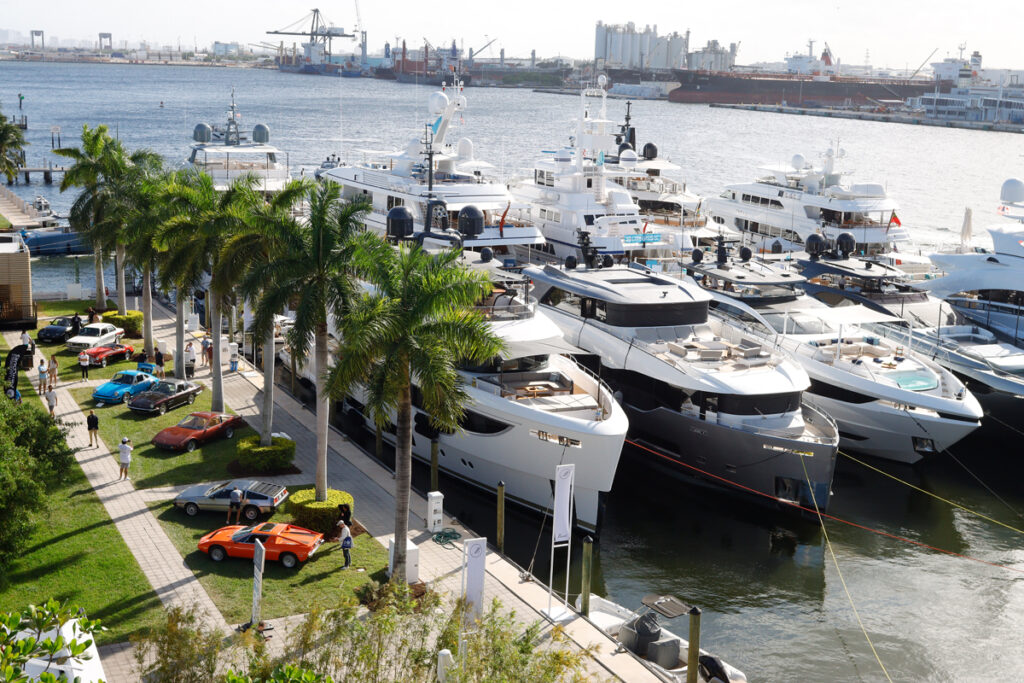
[[252, 539, 266, 626], [462, 537, 487, 621], [553, 464, 575, 544]]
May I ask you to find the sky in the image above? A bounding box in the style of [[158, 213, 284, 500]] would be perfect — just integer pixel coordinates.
[[3, 0, 1022, 69]]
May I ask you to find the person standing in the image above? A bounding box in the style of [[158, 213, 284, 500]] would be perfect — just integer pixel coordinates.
[[20, 328, 32, 349], [44, 385, 57, 418], [47, 354, 59, 386], [86, 410, 99, 447], [200, 336, 211, 367], [227, 485, 246, 524], [154, 346, 165, 379], [184, 342, 197, 378], [337, 503, 352, 527], [78, 349, 90, 380], [118, 437, 133, 480], [337, 521, 352, 570], [70, 312, 82, 338], [87, 307, 97, 325], [37, 359, 47, 393]]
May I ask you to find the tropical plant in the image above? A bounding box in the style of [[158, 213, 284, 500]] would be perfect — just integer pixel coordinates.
[[158, 171, 256, 411], [0, 110, 27, 183], [131, 605, 224, 683], [221, 178, 311, 445], [328, 241, 502, 582], [241, 181, 368, 500], [0, 599, 105, 683]]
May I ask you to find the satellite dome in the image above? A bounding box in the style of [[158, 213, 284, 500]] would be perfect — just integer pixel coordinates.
[[642, 142, 658, 160], [193, 123, 212, 143], [805, 233, 826, 259], [739, 246, 753, 262], [457, 137, 474, 160], [602, 254, 614, 268], [618, 148, 639, 169], [691, 248, 704, 263], [1001, 178, 1024, 204], [836, 232, 857, 258], [480, 247, 494, 263], [457, 206, 484, 237], [428, 91, 450, 116], [386, 206, 414, 240], [791, 153, 807, 170], [454, 95, 468, 110], [252, 124, 270, 144], [597, 74, 608, 87], [565, 255, 578, 270]]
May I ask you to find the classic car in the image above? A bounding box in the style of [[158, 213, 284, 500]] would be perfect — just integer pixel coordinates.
[[151, 411, 247, 451], [36, 317, 77, 343], [83, 343, 135, 367], [173, 479, 289, 521], [199, 522, 323, 568], [128, 379, 202, 415], [91, 370, 158, 404], [66, 323, 124, 352]]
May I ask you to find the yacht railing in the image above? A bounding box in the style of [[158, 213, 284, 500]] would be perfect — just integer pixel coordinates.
[[472, 300, 536, 321]]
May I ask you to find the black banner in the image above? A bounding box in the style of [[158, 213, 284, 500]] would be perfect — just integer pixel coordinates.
[[4, 344, 27, 401]]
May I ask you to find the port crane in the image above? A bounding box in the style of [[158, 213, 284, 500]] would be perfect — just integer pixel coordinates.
[[266, 9, 353, 62], [909, 48, 939, 80]]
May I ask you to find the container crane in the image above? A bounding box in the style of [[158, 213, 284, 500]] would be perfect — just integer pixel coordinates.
[[352, 0, 367, 67], [266, 9, 353, 62]]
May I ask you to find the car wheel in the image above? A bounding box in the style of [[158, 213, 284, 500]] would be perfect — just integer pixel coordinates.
[[209, 546, 226, 562], [243, 505, 259, 521], [120, 393, 128, 404], [158, 404, 167, 415], [101, 358, 107, 368], [280, 552, 298, 569], [186, 439, 197, 452], [225, 427, 235, 439], [187, 394, 195, 405], [183, 502, 199, 516]]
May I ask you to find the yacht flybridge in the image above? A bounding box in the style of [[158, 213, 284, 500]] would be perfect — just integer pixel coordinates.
[[321, 81, 545, 252], [524, 253, 838, 513], [188, 94, 291, 193], [683, 243, 982, 464], [703, 146, 910, 256]]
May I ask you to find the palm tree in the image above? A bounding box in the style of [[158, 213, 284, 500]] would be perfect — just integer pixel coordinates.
[[242, 181, 368, 499], [0, 112, 27, 184], [328, 241, 502, 583], [122, 165, 171, 358], [221, 178, 312, 445], [158, 171, 254, 411]]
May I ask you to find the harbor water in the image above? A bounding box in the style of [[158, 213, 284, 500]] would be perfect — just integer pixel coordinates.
[[4, 62, 1024, 681]]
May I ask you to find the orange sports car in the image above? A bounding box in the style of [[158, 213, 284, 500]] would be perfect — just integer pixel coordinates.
[[197, 522, 324, 568]]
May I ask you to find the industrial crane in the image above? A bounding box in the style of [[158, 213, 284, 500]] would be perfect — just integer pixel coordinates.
[[352, 0, 367, 67], [910, 48, 939, 80], [266, 9, 353, 62]]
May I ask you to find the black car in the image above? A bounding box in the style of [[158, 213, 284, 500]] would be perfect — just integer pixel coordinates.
[[37, 317, 77, 343], [128, 379, 203, 415]]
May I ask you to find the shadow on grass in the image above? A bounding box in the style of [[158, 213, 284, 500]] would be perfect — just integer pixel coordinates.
[[133, 428, 256, 489], [2, 552, 89, 586], [20, 517, 116, 555]]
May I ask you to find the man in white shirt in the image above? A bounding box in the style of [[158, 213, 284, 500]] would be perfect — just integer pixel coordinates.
[[20, 329, 31, 349], [78, 350, 90, 380], [118, 437, 133, 480], [44, 385, 57, 418]]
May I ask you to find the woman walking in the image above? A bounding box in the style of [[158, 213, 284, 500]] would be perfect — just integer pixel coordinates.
[[37, 359, 47, 393], [47, 354, 59, 387]]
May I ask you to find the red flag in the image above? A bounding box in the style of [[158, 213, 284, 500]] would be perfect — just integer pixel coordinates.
[[499, 201, 510, 238], [887, 211, 901, 229], [642, 222, 648, 234]]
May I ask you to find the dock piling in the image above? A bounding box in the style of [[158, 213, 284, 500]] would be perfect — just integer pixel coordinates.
[[496, 480, 505, 554], [687, 606, 702, 683], [580, 536, 593, 617]]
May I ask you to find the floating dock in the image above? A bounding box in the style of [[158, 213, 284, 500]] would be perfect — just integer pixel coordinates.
[[710, 103, 1024, 134]]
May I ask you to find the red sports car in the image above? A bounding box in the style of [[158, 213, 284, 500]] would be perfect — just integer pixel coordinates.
[[198, 522, 324, 568], [151, 411, 246, 452], [83, 343, 135, 367]]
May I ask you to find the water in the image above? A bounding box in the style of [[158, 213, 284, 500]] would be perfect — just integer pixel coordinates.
[[6, 62, 1024, 681]]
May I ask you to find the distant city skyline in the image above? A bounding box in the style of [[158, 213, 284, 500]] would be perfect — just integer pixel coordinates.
[[1, 1, 1020, 69]]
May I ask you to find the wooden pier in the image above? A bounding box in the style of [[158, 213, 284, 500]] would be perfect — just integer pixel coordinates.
[[8, 164, 68, 185]]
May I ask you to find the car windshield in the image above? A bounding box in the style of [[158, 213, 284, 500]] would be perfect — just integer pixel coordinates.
[[111, 373, 134, 385], [177, 415, 207, 430], [153, 382, 176, 394], [80, 328, 102, 337], [52, 318, 70, 327], [231, 526, 257, 542]]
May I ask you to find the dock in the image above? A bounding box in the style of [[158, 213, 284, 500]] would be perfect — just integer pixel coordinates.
[[0, 185, 52, 228], [9, 164, 68, 184], [710, 103, 1024, 134]]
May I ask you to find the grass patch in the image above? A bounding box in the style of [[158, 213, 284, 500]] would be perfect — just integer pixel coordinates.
[[0, 460, 164, 644], [36, 299, 117, 319], [149, 485, 389, 624], [0, 214, 11, 230], [68, 386, 253, 488]]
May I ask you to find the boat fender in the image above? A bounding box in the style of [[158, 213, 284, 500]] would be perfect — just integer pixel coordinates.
[[698, 654, 730, 683]]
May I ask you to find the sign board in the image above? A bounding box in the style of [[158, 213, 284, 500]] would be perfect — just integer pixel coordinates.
[[462, 538, 487, 622], [623, 233, 663, 245], [4, 345, 27, 400], [553, 464, 575, 544], [50, 126, 61, 135], [251, 539, 265, 626]]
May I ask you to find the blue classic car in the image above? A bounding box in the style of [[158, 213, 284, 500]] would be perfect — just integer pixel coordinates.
[[92, 370, 158, 404]]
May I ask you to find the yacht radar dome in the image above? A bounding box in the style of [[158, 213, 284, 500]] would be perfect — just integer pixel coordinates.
[[836, 232, 856, 258], [386, 206, 415, 241], [691, 248, 704, 263], [739, 246, 753, 262], [479, 247, 494, 263], [597, 74, 608, 87], [641, 142, 658, 160], [805, 233, 827, 260], [565, 255, 578, 270], [619, 148, 639, 169], [554, 148, 573, 166], [252, 124, 270, 144], [457, 206, 485, 237], [791, 153, 807, 170], [193, 123, 212, 143], [1000, 178, 1024, 204], [457, 137, 474, 160], [428, 91, 450, 116], [454, 94, 468, 110]]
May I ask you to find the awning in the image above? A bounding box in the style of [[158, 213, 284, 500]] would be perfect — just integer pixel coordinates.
[[809, 304, 899, 325]]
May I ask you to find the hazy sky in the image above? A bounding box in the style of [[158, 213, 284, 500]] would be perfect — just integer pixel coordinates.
[[3, 1, 1021, 69]]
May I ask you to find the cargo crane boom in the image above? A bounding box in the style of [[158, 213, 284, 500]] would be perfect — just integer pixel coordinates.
[[266, 8, 353, 61]]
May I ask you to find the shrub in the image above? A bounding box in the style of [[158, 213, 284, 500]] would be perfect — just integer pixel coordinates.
[[288, 488, 353, 534], [237, 435, 296, 472], [103, 310, 144, 337]]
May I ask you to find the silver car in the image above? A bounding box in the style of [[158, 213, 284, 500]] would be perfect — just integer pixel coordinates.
[[173, 479, 289, 521]]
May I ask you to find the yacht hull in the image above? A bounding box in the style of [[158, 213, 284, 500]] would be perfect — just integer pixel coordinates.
[[623, 403, 837, 513], [809, 396, 979, 463]]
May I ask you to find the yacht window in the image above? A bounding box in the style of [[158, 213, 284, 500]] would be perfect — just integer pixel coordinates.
[[459, 410, 511, 434], [541, 287, 584, 317], [584, 215, 595, 226], [804, 206, 822, 220], [717, 391, 801, 415], [268, 153, 277, 163], [500, 355, 547, 373], [605, 301, 708, 326], [770, 200, 784, 209], [713, 216, 725, 225], [586, 179, 593, 188], [387, 195, 404, 210]]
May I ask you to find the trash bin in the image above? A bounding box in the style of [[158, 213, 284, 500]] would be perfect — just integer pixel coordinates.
[[185, 361, 195, 379], [19, 349, 35, 371]]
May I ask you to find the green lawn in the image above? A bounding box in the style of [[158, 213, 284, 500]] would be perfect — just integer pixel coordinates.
[[149, 486, 388, 624], [36, 336, 175, 385], [36, 299, 116, 318], [0, 215, 11, 230], [0, 461, 164, 644], [68, 386, 253, 488]]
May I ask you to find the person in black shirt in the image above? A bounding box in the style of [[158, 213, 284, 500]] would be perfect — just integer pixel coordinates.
[[70, 312, 82, 337], [86, 410, 99, 448], [154, 347, 165, 378]]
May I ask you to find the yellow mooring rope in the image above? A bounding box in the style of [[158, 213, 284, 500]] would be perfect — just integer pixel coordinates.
[[801, 455, 893, 683]]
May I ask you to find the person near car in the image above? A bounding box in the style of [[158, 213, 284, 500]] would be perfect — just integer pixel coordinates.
[[70, 313, 82, 337], [154, 346, 165, 378], [201, 336, 211, 367], [20, 329, 32, 349], [86, 410, 99, 447], [118, 437, 133, 480], [44, 385, 57, 418], [87, 307, 97, 325], [37, 359, 47, 393], [337, 521, 352, 570], [184, 342, 197, 377], [78, 349, 90, 380], [47, 354, 59, 386], [228, 485, 246, 524], [337, 503, 352, 527]]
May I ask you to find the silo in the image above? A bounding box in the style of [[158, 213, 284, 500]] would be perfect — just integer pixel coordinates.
[[595, 21, 607, 61], [610, 25, 623, 66], [629, 23, 641, 68], [639, 26, 652, 69]]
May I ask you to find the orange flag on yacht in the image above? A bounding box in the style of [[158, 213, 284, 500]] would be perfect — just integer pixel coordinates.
[[499, 201, 510, 237], [887, 211, 902, 229]]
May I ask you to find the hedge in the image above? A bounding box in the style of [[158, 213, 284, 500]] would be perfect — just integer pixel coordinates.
[[102, 310, 144, 337], [289, 488, 354, 534], [237, 435, 296, 472]]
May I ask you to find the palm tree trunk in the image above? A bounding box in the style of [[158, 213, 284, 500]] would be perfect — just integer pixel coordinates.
[[142, 266, 154, 358], [210, 292, 224, 412], [175, 288, 185, 380], [93, 248, 105, 309], [261, 328, 275, 447], [392, 363, 412, 584], [314, 323, 329, 501], [115, 243, 127, 315]]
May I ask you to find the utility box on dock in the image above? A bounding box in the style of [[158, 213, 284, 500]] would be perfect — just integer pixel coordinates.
[[388, 538, 419, 584], [427, 492, 444, 533]]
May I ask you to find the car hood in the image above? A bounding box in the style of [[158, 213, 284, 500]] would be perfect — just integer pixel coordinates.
[[153, 426, 197, 443], [201, 525, 248, 544], [175, 483, 215, 502], [68, 335, 98, 345], [273, 525, 324, 547], [94, 382, 129, 396], [131, 391, 170, 404], [41, 325, 69, 334]]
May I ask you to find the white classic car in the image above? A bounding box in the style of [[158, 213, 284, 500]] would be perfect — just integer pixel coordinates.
[[66, 322, 125, 352]]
